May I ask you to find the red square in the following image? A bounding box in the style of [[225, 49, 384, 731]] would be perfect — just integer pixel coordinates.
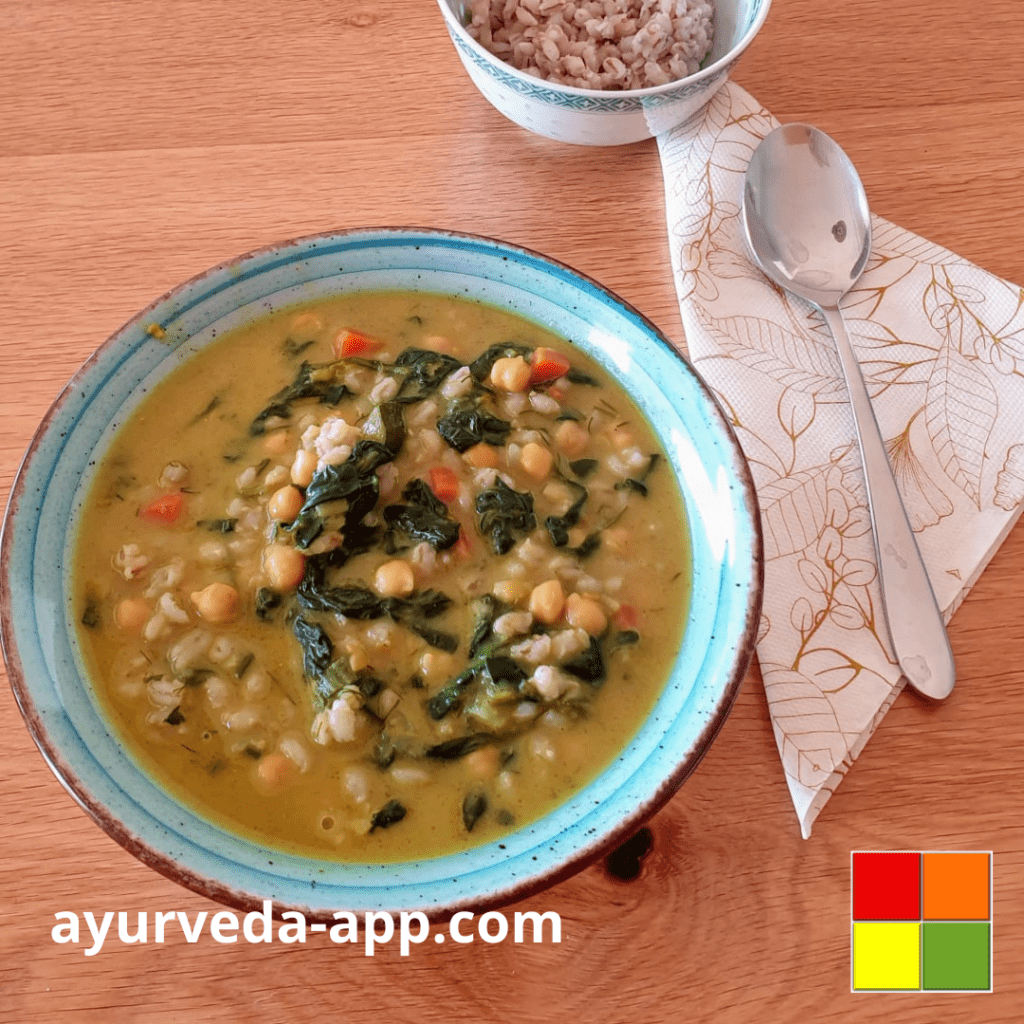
[[853, 852, 921, 920]]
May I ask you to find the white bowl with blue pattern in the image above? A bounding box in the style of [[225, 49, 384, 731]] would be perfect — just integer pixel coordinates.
[[436, 0, 771, 146], [1, 228, 761, 919]]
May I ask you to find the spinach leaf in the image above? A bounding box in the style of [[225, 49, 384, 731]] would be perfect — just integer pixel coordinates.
[[568, 458, 599, 479], [615, 453, 661, 498], [426, 663, 479, 720], [392, 348, 463, 403], [460, 656, 527, 733], [369, 799, 407, 832], [383, 477, 461, 550], [615, 478, 649, 497], [482, 655, 526, 688], [436, 402, 512, 453], [468, 594, 504, 659], [255, 587, 282, 621], [292, 616, 334, 680], [250, 361, 351, 435], [372, 733, 397, 770], [189, 394, 222, 425], [476, 478, 536, 555], [404, 620, 459, 653], [296, 580, 457, 652], [562, 636, 606, 684], [545, 479, 588, 548], [571, 531, 601, 560], [400, 589, 454, 619], [297, 581, 384, 619], [309, 658, 354, 713], [81, 597, 100, 630], [468, 342, 531, 382], [361, 401, 405, 456], [565, 367, 600, 386], [179, 668, 215, 687], [289, 440, 393, 551], [282, 337, 316, 358], [196, 518, 237, 533], [607, 629, 640, 652], [164, 706, 185, 726], [425, 734, 493, 760], [462, 792, 488, 832]]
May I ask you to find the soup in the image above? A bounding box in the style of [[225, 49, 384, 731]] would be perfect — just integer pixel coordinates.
[[75, 291, 690, 861]]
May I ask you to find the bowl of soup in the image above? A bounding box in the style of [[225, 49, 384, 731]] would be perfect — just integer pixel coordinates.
[[0, 227, 761, 918]]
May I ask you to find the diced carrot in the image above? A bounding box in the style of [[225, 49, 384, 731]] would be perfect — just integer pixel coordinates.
[[332, 329, 382, 358], [453, 530, 472, 559], [613, 604, 638, 631], [429, 467, 460, 504], [140, 492, 184, 524], [528, 347, 571, 386]]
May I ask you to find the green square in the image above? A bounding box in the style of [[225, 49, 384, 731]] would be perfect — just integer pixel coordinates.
[[922, 922, 991, 991], [852, 922, 921, 990]]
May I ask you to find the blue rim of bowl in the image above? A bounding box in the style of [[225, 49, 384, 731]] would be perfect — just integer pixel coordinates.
[[0, 226, 763, 920], [435, 0, 772, 112]]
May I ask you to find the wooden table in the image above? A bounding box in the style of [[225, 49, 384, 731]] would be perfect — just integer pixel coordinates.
[[2, 1, 1022, 1020]]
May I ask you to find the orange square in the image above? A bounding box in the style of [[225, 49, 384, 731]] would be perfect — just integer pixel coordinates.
[[922, 853, 990, 920]]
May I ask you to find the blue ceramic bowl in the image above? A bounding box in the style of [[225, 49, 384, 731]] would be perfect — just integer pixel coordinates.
[[1, 228, 761, 919]]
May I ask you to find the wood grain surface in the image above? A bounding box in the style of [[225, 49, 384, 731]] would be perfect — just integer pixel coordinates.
[[1, 1, 1022, 1020]]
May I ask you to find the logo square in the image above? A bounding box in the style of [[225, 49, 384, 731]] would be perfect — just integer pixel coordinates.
[[852, 851, 921, 920], [922, 922, 991, 991], [923, 852, 990, 920], [852, 921, 921, 990]]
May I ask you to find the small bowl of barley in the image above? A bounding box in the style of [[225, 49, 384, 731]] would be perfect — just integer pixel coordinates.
[[436, 0, 771, 146]]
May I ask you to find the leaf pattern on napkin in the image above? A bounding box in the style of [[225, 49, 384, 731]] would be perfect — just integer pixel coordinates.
[[659, 82, 1024, 838], [885, 415, 955, 531], [696, 305, 844, 397], [925, 342, 997, 506]]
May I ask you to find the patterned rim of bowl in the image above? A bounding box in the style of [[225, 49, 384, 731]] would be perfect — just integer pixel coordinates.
[[436, 0, 773, 112], [0, 226, 763, 919]]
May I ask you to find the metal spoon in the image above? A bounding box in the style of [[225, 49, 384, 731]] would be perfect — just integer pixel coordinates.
[[742, 123, 955, 700]]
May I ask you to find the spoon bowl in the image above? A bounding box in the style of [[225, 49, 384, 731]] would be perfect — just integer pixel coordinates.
[[742, 124, 956, 701]]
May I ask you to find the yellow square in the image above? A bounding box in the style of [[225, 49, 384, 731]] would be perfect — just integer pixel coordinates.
[[853, 922, 921, 990]]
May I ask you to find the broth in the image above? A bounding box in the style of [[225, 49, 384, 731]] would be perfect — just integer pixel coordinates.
[[74, 291, 689, 861]]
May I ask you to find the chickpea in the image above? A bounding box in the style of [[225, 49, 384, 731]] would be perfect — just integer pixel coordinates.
[[492, 579, 529, 605], [268, 485, 304, 523], [290, 311, 323, 333], [190, 582, 239, 624], [519, 441, 553, 480], [114, 596, 150, 632], [565, 592, 608, 636], [490, 355, 531, 392], [256, 751, 298, 792], [609, 423, 636, 451], [603, 525, 631, 555], [464, 443, 498, 469], [375, 559, 415, 598], [555, 419, 590, 457], [423, 334, 454, 353], [264, 543, 306, 590], [529, 579, 565, 625], [465, 745, 500, 780], [291, 449, 317, 487], [419, 649, 456, 682], [263, 430, 291, 455]]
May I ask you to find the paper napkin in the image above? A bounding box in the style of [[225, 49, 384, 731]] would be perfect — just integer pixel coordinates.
[[657, 81, 1024, 837]]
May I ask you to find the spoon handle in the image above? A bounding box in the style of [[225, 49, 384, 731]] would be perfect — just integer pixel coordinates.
[[821, 304, 956, 700]]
